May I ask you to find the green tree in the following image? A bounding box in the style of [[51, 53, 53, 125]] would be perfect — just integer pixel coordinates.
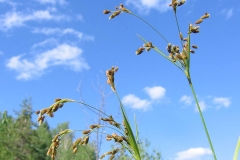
[[0, 99, 52, 160]]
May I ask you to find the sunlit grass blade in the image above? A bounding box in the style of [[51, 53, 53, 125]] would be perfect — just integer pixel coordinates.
[[115, 91, 141, 160], [233, 136, 240, 160]]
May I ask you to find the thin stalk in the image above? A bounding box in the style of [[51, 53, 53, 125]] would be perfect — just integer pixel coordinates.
[[188, 78, 217, 160], [174, 14, 184, 47], [77, 101, 110, 118], [130, 13, 169, 43]]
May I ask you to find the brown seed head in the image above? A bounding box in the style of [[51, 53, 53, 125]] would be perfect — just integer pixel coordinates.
[[73, 147, 78, 154], [54, 98, 61, 102], [190, 50, 195, 53], [103, 10, 111, 14], [109, 10, 121, 19], [171, 0, 178, 13], [52, 135, 59, 142], [178, 0, 185, 6], [195, 18, 203, 24], [83, 136, 89, 144], [167, 43, 172, 53], [181, 52, 188, 59], [82, 130, 91, 135], [109, 155, 115, 160], [201, 13, 210, 19], [144, 42, 153, 48], [100, 154, 106, 159], [136, 47, 145, 55], [90, 124, 100, 129], [192, 45, 198, 49], [179, 32, 183, 40], [35, 110, 40, 115]]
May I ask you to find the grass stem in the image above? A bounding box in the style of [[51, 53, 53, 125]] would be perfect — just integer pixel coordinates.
[[188, 79, 217, 160]]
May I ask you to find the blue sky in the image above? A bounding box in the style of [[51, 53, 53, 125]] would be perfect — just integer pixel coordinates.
[[0, 0, 240, 159]]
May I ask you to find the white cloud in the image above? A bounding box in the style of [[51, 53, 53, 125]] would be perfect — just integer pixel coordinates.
[[0, 0, 16, 5], [174, 147, 212, 160], [32, 28, 94, 41], [6, 44, 89, 80], [226, 8, 233, 19], [31, 38, 58, 49], [179, 95, 192, 106], [144, 86, 166, 100], [0, 9, 69, 30], [122, 94, 152, 110], [125, 0, 171, 14], [195, 101, 207, 112], [36, 0, 67, 5], [213, 97, 231, 109], [76, 14, 83, 21], [221, 8, 233, 19]]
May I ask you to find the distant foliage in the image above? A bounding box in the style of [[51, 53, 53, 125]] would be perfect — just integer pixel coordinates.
[[0, 99, 96, 160]]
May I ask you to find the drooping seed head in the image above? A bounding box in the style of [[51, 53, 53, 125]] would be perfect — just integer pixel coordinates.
[[178, 0, 186, 6], [83, 136, 89, 144], [190, 50, 195, 53], [73, 147, 78, 154], [54, 98, 61, 102], [90, 124, 100, 129], [82, 130, 91, 134], [201, 13, 210, 19], [192, 45, 198, 49], [109, 10, 121, 19], [179, 32, 183, 40], [35, 110, 40, 115], [103, 10, 111, 14], [167, 43, 172, 53], [136, 47, 145, 55], [195, 18, 203, 24]]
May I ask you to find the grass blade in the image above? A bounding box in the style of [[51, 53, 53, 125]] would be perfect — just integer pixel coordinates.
[[233, 136, 240, 160]]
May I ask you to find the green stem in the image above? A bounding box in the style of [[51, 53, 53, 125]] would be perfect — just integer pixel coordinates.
[[130, 13, 169, 43], [188, 78, 217, 160], [77, 101, 110, 118]]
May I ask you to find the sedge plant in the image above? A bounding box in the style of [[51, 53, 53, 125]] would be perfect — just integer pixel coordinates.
[[36, 1, 240, 160], [103, 2, 217, 160]]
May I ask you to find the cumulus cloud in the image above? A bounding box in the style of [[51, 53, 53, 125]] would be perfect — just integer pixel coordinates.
[[122, 94, 152, 110], [125, 0, 171, 14], [6, 44, 89, 80], [0, 9, 69, 30], [179, 95, 192, 106], [144, 86, 166, 100], [122, 86, 166, 110], [36, 0, 67, 5], [174, 147, 212, 160], [213, 97, 231, 109], [32, 28, 94, 41]]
